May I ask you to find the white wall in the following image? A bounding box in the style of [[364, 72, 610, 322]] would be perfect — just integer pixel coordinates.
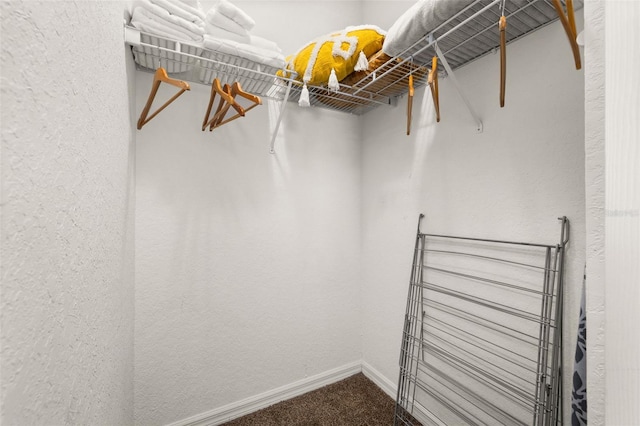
[[0, 2, 136, 425], [603, 1, 640, 424], [585, 2, 640, 424], [134, 62, 362, 426], [360, 11, 586, 425], [583, 1, 606, 423], [133, 3, 395, 423]]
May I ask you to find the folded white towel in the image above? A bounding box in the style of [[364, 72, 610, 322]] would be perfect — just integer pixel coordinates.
[[204, 24, 282, 54], [213, 0, 255, 31], [382, 0, 467, 57], [206, 23, 250, 44], [132, 5, 204, 42], [150, 0, 205, 23], [141, 0, 205, 33], [203, 35, 285, 69], [205, 8, 248, 37], [132, 14, 199, 42], [250, 35, 281, 54], [175, 0, 200, 7]]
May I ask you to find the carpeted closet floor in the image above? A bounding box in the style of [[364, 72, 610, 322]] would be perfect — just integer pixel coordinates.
[[221, 373, 396, 425]]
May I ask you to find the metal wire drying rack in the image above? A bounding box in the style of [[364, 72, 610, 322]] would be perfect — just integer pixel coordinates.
[[396, 214, 569, 426]]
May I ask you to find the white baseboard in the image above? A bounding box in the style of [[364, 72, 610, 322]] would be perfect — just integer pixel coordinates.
[[168, 361, 362, 426], [360, 361, 398, 400]]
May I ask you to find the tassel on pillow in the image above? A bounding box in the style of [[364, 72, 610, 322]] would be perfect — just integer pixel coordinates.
[[328, 69, 340, 92], [299, 83, 310, 107], [354, 51, 368, 72]]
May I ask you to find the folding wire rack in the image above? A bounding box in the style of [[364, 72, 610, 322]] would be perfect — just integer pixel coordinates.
[[396, 215, 569, 426]]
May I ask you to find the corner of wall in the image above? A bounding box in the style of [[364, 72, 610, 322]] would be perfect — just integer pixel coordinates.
[[583, 1, 606, 424]]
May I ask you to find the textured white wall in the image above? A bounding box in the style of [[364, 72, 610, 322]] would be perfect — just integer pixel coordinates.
[[604, 1, 640, 424], [133, 83, 362, 424], [583, 1, 606, 423], [360, 13, 586, 426], [0, 2, 135, 424]]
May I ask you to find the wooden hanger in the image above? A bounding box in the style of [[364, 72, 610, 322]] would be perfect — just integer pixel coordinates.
[[137, 67, 190, 130], [407, 74, 414, 136], [499, 15, 507, 108], [551, 0, 581, 70], [202, 78, 238, 131], [231, 82, 261, 114], [209, 81, 262, 131], [428, 56, 440, 123], [208, 83, 243, 130]]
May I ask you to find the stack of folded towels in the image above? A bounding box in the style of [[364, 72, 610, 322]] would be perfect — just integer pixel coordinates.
[[131, 0, 206, 43], [130, 0, 285, 69], [203, 0, 284, 68]]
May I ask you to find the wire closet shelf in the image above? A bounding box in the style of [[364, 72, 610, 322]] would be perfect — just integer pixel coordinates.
[[395, 215, 569, 426], [124, 26, 392, 116], [288, 0, 584, 115], [125, 0, 581, 117]]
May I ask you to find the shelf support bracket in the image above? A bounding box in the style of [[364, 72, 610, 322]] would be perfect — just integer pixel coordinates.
[[434, 43, 483, 133], [124, 24, 141, 47], [269, 79, 293, 154]]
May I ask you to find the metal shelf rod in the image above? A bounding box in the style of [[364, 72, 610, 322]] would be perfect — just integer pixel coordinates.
[[423, 299, 544, 346], [420, 365, 532, 425], [422, 232, 558, 249], [423, 248, 557, 272], [425, 265, 554, 297], [424, 315, 541, 368], [421, 281, 551, 324]]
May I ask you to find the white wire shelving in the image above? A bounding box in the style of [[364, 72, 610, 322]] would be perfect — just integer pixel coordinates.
[[124, 0, 581, 150]]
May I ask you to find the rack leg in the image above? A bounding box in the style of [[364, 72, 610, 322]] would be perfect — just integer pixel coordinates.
[[269, 80, 293, 154]]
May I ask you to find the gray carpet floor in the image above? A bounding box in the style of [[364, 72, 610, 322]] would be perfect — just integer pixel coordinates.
[[221, 373, 397, 425]]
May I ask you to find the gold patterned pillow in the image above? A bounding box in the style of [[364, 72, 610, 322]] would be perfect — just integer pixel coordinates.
[[279, 25, 386, 87]]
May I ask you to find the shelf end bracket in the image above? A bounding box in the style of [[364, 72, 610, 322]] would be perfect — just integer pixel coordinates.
[[434, 43, 483, 133], [269, 79, 293, 154]]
